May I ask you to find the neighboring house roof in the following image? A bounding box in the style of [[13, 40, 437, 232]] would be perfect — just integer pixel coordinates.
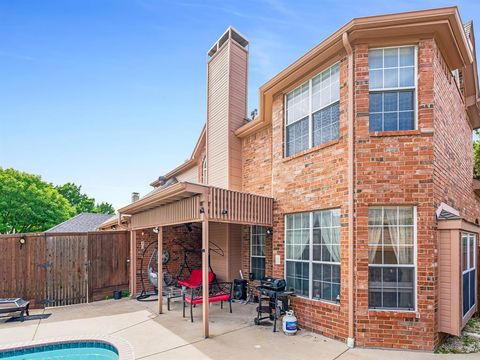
[[47, 213, 113, 233]]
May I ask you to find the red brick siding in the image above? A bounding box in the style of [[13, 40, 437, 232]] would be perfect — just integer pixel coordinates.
[[240, 38, 479, 350], [243, 55, 350, 341], [134, 224, 202, 294], [432, 42, 480, 221], [354, 40, 438, 350]]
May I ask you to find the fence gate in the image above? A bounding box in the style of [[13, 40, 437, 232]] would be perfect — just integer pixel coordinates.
[[45, 234, 89, 307]]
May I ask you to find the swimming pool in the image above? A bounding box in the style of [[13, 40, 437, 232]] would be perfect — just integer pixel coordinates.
[[0, 341, 119, 359]]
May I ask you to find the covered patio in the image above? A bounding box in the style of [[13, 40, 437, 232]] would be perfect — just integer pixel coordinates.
[[118, 182, 274, 338]]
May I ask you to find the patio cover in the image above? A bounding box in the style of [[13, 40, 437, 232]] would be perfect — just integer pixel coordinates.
[[118, 181, 273, 338]]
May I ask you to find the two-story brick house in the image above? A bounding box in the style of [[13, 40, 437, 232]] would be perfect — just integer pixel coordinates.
[[108, 6, 480, 351]]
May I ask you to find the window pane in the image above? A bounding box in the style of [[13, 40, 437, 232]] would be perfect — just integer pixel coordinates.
[[398, 288, 414, 309], [369, 69, 383, 89], [470, 269, 475, 309], [384, 68, 398, 88], [399, 91, 414, 111], [399, 67, 414, 87], [369, 245, 383, 264], [368, 208, 383, 225], [469, 236, 475, 270], [383, 246, 398, 264], [286, 83, 309, 125], [462, 235, 468, 271], [463, 272, 470, 315], [384, 92, 398, 112], [369, 49, 383, 69], [399, 47, 414, 66], [369, 114, 382, 132], [399, 112, 414, 130], [313, 102, 340, 147], [369, 291, 382, 308], [286, 117, 309, 156], [398, 207, 414, 225], [369, 92, 382, 113], [383, 112, 397, 131], [384, 48, 398, 68], [383, 289, 397, 308]]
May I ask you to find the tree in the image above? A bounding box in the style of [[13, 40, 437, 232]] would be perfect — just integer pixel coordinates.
[[474, 130, 480, 179], [94, 201, 115, 215], [0, 168, 74, 233], [56, 182, 114, 215], [56, 183, 95, 213]]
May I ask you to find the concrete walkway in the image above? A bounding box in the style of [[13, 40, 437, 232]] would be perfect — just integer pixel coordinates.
[[0, 299, 476, 359]]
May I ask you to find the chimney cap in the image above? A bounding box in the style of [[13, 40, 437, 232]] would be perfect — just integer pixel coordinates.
[[131, 192, 140, 203], [208, 26, 249, 58]]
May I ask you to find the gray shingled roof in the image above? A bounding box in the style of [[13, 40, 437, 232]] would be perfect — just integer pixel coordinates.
[[47, 213, 114, 233]]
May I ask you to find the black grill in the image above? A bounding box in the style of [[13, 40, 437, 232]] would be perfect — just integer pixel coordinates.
[[254, 277, 292, 332]]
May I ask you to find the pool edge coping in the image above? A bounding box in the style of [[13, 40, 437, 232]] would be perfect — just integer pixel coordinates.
[[0, 335, 134, 360]]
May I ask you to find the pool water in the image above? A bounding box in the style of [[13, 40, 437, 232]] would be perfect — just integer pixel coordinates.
[[0, 341, 119, 360]]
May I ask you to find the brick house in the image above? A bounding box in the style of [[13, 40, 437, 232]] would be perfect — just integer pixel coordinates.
[[108, 7, 480, 351]]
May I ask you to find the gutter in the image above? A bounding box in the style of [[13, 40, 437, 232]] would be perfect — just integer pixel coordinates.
[[342, 31, 355, 349]]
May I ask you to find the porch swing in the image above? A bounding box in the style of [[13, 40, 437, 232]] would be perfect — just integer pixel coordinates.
[[136, 224, 224, 302]]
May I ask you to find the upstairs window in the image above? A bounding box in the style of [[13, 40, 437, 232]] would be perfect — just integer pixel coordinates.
[[285, 63, 340, 157], [369, 46, 417, 132]]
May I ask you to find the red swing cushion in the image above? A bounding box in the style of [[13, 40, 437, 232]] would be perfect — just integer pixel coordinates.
[[177, 269, 215, 289]]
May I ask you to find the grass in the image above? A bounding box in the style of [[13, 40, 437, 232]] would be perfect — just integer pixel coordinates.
[[436, 316, 480, 354]]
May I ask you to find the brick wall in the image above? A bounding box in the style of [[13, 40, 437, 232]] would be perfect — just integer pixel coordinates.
[[134, 224, 202, 294], [240, 38, 478, 350], [432, 41, 480, 221], [242, 54, 351, 340], [353, 40, 437, 350]]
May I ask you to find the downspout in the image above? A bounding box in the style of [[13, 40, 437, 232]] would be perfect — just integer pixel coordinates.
[[342, 31, 355, 349]]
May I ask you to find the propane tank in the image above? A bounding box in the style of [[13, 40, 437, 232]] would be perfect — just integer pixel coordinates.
[[282, 310, 297, 335]]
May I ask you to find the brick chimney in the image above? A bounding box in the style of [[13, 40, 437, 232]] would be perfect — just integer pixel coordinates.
[[206, 27, 248, 190], [131, 192, 139, 203]]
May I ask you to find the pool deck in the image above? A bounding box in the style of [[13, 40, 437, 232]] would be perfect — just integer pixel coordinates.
[[0, 298, 477, 359]]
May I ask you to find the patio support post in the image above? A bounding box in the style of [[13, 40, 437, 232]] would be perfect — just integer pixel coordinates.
[[157, 226, 163, 314], [130, 230, 137, 298], [201, 197, 210, 338]]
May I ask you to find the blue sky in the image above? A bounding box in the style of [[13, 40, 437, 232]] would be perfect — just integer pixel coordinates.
[[1, 0, 479, 209]]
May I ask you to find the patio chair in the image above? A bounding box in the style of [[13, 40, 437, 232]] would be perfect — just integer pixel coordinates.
[[182, 282, 233, 322], [177, 269, 215, 289], [0, 298, 30, 322]]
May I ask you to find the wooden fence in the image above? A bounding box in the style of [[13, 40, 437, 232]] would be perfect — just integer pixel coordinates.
[[0, 231, 129, 308]]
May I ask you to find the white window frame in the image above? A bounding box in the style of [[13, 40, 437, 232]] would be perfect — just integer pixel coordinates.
[[462, 232, 477, 318], [251, 225, 266, 280], [284, 209, 341, 304], [368, 45, 418, 131], [284, 62, 340, 157], [367, 206, 417, 312]]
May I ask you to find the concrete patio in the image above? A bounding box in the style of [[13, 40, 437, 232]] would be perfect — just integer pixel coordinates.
[[0, 298, 477, 359]]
